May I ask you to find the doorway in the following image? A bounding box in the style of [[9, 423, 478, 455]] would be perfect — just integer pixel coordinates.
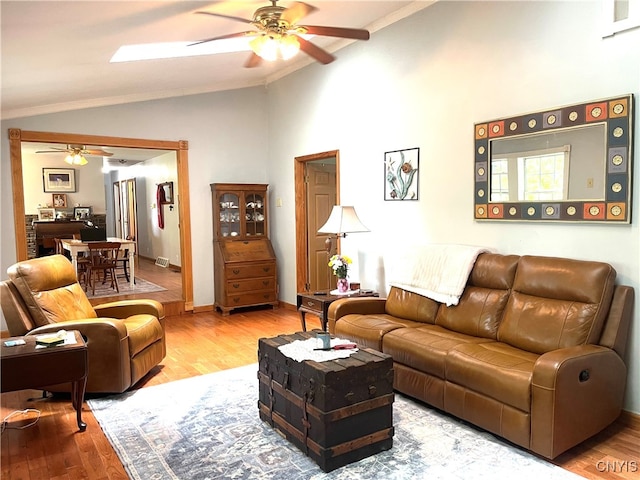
[[294, 150, 339, 292], [8, 129, 194, 312], [113, 178, 138, 249]]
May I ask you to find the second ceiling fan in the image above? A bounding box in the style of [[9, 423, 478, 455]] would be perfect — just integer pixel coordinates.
[[191, 0, 370, 67]]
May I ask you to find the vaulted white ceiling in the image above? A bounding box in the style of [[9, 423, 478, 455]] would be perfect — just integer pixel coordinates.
[[1, 1, 432, 120]]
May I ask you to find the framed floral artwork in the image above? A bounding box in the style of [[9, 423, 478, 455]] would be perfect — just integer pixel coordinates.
[[384, 147, 419, 200], [43, 168, 76, 193]]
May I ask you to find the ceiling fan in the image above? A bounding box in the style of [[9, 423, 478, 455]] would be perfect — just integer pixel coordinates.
[[36, 144, 113, 166], [190, 0, 370, 67], [36, 144, 114, 157]]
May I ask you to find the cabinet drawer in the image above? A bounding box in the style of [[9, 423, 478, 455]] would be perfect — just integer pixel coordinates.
[[226, 291, 277, 306], [226, 262, 276, 280], [226, 277, 276, 293], [299, 297, 323, 314]]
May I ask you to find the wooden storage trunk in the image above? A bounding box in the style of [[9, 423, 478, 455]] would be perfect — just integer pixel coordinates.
[[257, 332, 394, 472]]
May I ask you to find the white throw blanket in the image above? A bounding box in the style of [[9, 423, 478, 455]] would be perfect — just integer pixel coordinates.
[[389, 244, 490, 306]]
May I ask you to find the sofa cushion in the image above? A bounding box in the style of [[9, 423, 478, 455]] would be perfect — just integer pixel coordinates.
[[468, 253, 520, 290], [385, 286, 440, 324], [435, 286, 510, 339], [445, 342, 539, 412], [433, 253, 518, 339], [335, 314, 423, 351], [498, 256, 616, 354], [384, 325, 492, 379]]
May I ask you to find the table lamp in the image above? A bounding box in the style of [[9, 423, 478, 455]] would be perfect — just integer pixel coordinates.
[[317, 205, 369, 254]]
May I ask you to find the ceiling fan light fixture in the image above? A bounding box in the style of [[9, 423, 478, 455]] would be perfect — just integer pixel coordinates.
[[65, 153, 88, 166], [250, 34, 299, 61], [279, 34, 300, 60]]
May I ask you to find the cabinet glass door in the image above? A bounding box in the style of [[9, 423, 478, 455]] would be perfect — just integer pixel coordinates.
[[245, 193, 266, 237], [219, 193, 240, 238]]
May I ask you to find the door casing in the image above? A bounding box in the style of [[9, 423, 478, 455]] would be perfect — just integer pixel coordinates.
[[294, 150, 340, 292], [8, 128, 194, 311]]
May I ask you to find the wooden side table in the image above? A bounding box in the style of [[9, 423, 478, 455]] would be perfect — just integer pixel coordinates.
[[1, 330, 88, 431], [297, 290, 379, 331]]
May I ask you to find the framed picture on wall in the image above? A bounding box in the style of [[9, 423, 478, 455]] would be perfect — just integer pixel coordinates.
[[159, 181, 174, 204], [384, 147, 419, 201], [74, 206, 91, 219], [43, 168, 76, 193], [38, 208, 56, 221], [52, 193, 67, 208]]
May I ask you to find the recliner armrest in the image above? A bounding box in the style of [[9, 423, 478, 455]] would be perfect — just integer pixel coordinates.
[[27, 318, 131, 392], [94, 299, 165, 321], [530, 344, 626, 458], [27, 317, 128, 341]]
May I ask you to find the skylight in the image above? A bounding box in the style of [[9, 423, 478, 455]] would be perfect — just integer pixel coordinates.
[[110, 38, 252, 63]]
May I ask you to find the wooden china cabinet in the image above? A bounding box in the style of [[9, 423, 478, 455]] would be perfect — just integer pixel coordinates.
[[210, 183, 278, 315]]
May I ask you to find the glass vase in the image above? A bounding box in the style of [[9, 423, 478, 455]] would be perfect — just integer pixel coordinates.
[[336, 278, 349, 293]]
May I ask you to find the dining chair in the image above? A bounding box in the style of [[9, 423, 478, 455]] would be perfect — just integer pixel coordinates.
[[85, 242, 121, 295], [56, 237, 89, 286], [115, 236, 135, 284]]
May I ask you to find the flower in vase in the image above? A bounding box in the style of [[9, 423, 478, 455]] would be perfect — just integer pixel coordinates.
[[328, 254, 352, 279]]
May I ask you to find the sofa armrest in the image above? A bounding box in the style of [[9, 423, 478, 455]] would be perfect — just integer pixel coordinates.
[[26, 318, 131, 392], [599, 284, 634, 358], [94, 299, 165, 321], [530, 344, 626, 458], [327, 297, 387, 334]]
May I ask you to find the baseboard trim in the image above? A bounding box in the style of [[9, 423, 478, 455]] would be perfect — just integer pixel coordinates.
[[619, 409, 640, 428], [193, 304, 214, 313], [139, 254, 182, 272]]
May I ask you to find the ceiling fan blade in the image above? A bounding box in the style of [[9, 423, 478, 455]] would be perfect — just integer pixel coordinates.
[[296, 35, 335, 65], [83, 149, 113, 156], [189, 31, 257, 47], [194, 10, 253, 24], [36, 149, 66, 154], [244, 52, 263, 68], [280, 2, 317, 25], [301, 25, 370, 41]]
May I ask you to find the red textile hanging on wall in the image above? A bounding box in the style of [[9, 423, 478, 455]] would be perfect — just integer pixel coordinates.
[[157, 184, 165, 229]]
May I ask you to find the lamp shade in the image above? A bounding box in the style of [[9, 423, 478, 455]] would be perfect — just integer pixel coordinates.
[[318, 206, 369, 235]]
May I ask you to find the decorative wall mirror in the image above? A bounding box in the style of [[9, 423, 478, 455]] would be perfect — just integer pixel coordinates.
[[474, 94, 633, 222]]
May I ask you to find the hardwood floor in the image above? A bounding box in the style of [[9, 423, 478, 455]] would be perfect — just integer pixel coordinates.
[[88, 256, 184, 316], [1, 307, 638, 479]]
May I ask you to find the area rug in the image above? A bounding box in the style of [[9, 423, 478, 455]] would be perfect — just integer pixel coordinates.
[[88, 364, 585, 480], [84, 277, 166, 299]]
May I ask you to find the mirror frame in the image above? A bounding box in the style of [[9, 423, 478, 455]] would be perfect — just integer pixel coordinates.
[[474, 94, 634, 222]]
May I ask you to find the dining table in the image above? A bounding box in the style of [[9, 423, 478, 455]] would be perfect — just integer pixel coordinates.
[[62, 237, 136, 289]]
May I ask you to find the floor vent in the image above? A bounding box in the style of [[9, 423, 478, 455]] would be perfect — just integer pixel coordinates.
[[155, 257, 170, 268]]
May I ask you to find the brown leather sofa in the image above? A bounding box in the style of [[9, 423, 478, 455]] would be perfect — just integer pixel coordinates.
[[328, 253, 634, 459], [1, 254, 166, 393]]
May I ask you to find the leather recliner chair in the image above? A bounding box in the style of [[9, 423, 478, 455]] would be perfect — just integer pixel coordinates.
[[1, 254, 166, 393]]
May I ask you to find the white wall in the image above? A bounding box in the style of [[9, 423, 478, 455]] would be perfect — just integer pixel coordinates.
[[1, 1, 639, 413], [21, 148, 106, 214], [266, 1, 640, 413], [1, 87, 269, 310], [138, 152, 180, 266]]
